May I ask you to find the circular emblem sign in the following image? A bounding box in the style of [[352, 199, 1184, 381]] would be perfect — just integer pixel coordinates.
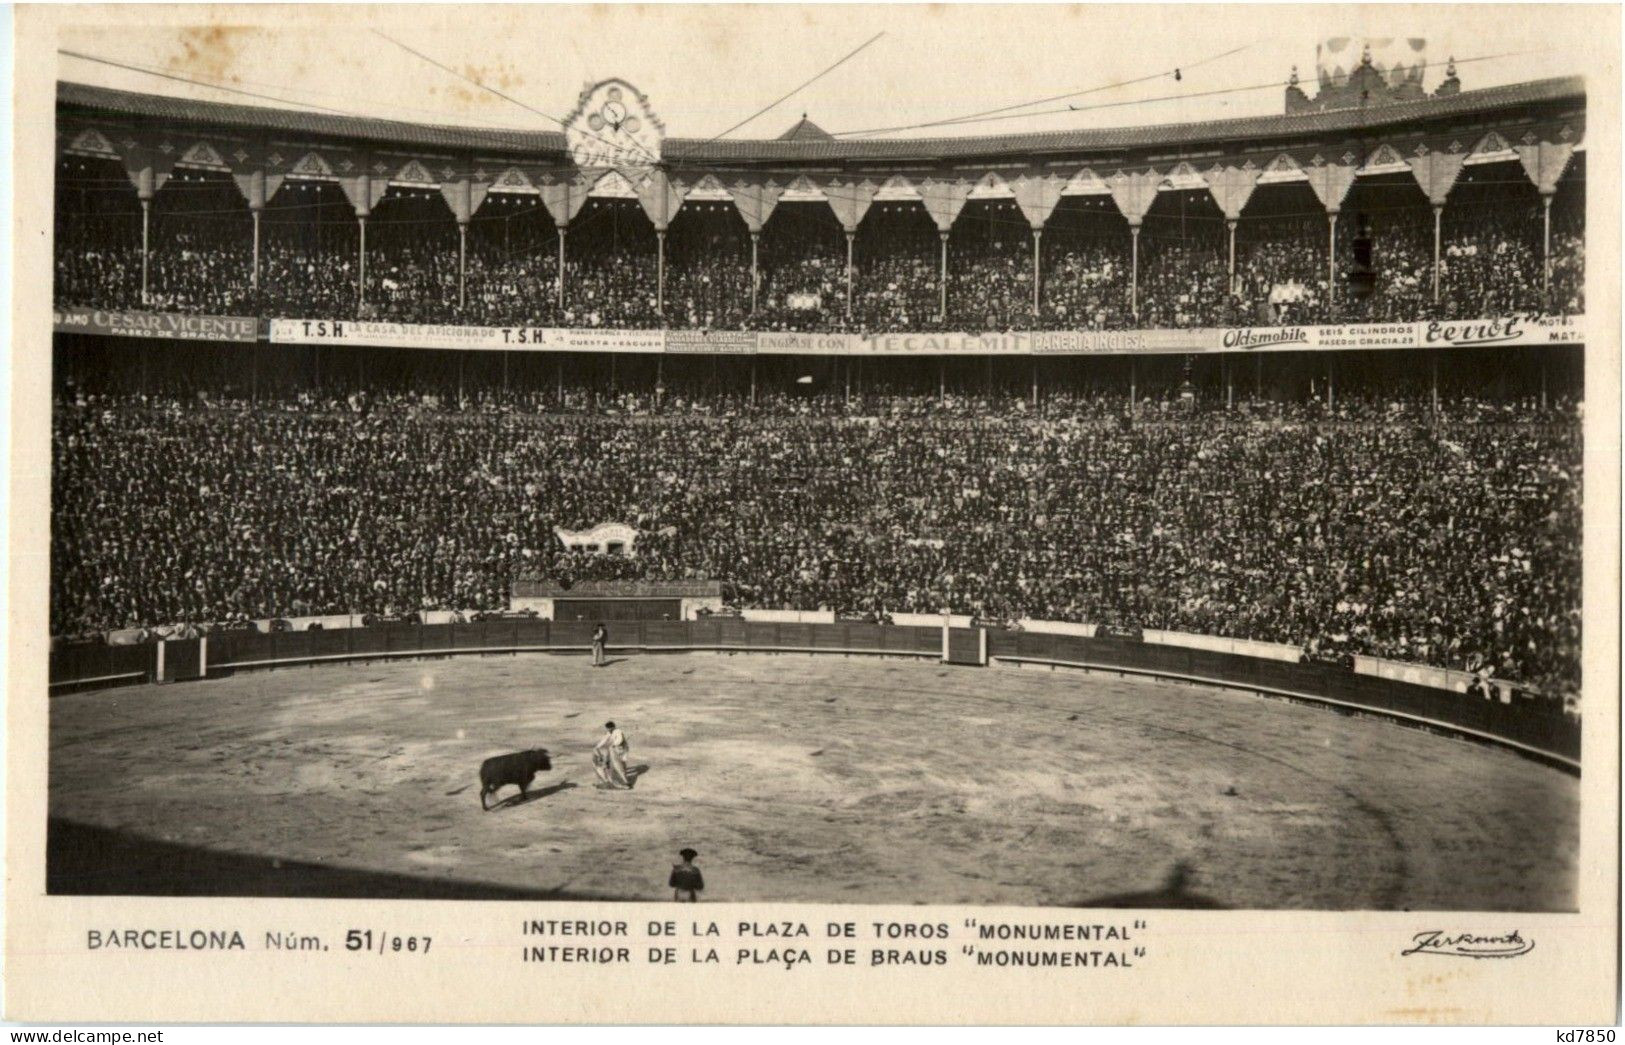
[[565, 80, 664, 170]]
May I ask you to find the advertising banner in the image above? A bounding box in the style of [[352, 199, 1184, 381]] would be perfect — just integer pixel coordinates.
[[755, 331, 861, 355], [54, 308, 258, 342], [556, 327, 665, 353], [1413, 313, 1585, 348], [1218, 314, 1585, 353], [1031, 329, 1198, 354], [857, 331, 1032, 355], [267, 320, 667, 353], [664, 329, 757, 354], [268, 319, 556, 351], [250, 314, 1588, 355]]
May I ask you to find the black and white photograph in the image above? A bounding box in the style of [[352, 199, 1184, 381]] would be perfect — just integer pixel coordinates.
[[7, 2, 1619, 1027]]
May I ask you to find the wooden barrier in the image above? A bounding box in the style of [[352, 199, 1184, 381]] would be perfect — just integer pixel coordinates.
[[47, 621, 1578, 769]]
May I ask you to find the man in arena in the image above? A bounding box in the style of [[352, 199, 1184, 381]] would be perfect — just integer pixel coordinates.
[[594, 720, 632, 789], [592, 622, 608, 667], [669, 848, 704, 902]]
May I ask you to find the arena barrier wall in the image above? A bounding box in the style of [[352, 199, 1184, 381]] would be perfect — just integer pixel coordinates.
[[983, 631, 1578, 771], [1017, 619, 1097, 638], [1141, 629, 1304, 663], [45, 621, 1579, 770], [1351, 653, 1519, 698], [740, 608, 838, 624], [891, 613, 974, 628]]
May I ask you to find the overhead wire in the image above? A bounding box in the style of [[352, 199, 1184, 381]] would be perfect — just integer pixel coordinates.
[[665, 32, 886, 161], [837, 41, 1256, 138], [371, 30, 662, 166], [60, 47, 584, 162], [832, 48, 1553, 137], [57, 49, 545, 131], [59, 49, 359, 117]]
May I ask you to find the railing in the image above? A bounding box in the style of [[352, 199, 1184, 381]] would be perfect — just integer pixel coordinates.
[[48, 620, 1579, 771]]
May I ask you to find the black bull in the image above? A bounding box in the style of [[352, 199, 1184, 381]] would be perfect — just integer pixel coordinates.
[[479, 749, 553, 810]]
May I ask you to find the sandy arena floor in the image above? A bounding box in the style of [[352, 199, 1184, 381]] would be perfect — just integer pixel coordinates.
[[48, 651, 1578, 909]]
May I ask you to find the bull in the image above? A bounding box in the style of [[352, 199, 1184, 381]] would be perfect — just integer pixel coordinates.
[[478, 748, 553, 811]]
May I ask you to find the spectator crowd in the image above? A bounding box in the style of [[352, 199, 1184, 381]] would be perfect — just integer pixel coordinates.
[[52, 382, 1582, 698], [54, 162, 1585, 334]]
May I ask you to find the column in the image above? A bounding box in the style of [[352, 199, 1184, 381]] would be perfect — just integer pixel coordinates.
[[1030, 359, 1038, 409], [1432, 204, 1443, 304], [657, 229, 667, 317], [1431, 355, 1439, 419], [357, 215, 368, 312], [938, 231, 949, 321], [458, 221, 468, 310], [556, 225, 567, 313], [1327, 212, 1338, 316], [1226, 219, 1237, 280], [1129, 359, 1136, 417], [140, 199, 151, 304], [750, 357, 757, 405], [1541, 193, 1554, 303], [1130, 225, 1141, 320], [1032, 228, 1042, 315], [1327, 357, 1335, 412], [250, 208, 262, 291], [750, 231, 760, 314], [845, 231, 855, 319]]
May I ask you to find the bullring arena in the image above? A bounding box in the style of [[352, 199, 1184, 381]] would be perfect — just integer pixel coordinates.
[[45, 28, 1589, 917], [49, 643, 1577, 910]]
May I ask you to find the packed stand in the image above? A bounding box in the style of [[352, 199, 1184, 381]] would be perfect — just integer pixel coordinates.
[[54, 161, 1584, 331], [53, 381, 1582, 698]]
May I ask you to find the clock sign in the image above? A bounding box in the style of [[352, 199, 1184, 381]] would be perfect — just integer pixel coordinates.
[[564, 79, 664, 170]]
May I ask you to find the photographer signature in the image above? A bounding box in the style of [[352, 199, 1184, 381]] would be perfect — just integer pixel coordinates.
[[1402, 930, 1534, 959]]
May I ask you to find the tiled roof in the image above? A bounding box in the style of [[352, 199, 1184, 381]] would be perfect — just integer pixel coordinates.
[[674, 77, 1585, 163], [60, 76, 1583, 167], [58, 81, 566, 157], [777, 116, 834, 142]]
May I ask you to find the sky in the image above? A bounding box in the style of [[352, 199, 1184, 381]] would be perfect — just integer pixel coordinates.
[[53, 5, 1603, 144]]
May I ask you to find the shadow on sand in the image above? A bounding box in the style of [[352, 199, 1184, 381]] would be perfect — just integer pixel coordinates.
[[47, 818, 631, 900], [487, 779, 578, 810], [1070, 862, 1229, 909]]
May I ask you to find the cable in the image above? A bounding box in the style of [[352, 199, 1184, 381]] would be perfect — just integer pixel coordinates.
[[58, 49, 545, 132], [371, 31, 660, 166], [58, 49, 359, 117], [58, 55, 568, 163], [841, 42, 1255, 138], [666, 32, 885, 161], [833, 48, 1553, 137]]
